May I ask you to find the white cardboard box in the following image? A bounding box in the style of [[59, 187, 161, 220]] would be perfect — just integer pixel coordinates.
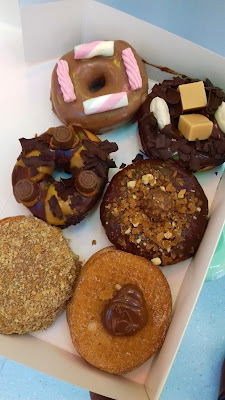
[[0, 1, 225, 399]]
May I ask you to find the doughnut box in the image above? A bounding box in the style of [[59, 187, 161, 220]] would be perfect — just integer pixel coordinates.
[[0, 1, 225, 399]]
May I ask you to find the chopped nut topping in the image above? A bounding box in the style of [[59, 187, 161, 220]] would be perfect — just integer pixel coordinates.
[[115, 284, 122, 290], [178, 189, 186, 198], [197, 207, 201, 212], [88, 321, 97, 332], [136, 238, 141, 244], [142, 174, 155, 185], [160, 186, 166, 191], [125, 227, 131, 234], [164, 231, 172, 239], [151, 257, 162, 266], [127, 180, 136, 189]]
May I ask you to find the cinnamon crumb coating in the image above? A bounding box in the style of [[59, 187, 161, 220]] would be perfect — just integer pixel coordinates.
[[0, 216, 81, 334]]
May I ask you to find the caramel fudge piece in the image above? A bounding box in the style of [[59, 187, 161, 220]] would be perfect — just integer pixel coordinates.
[[178, 81, 207, 111], [178, 114, 213, 141]]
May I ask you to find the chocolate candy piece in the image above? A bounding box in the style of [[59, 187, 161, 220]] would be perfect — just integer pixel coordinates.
[[14, 179, 39, 203], [218, 360, 225, 400], [101, 284, 148, 336], [75, 170, 98, 196], [52, 126, 78, 149]]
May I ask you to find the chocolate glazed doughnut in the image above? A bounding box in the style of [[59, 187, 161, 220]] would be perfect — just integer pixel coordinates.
[[51, 40, 148, 133], [12, 125, 118, 227], [138, 77, 225, 171], [100, 159, 208, 266]]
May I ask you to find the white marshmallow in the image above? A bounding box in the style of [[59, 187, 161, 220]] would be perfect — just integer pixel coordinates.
[[150, 97, 171, 130], [215, 101, 225, 133]]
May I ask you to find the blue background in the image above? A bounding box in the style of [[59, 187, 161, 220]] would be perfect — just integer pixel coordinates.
[[1, 1, 225, 399]]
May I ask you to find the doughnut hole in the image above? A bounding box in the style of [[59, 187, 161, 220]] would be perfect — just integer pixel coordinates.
[[141, 188, 174, 221], [89, 76, 106, 93]]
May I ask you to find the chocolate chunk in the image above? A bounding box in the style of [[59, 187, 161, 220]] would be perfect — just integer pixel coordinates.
[[14, 179, 39, 203], [101, 284, 148, 337], [22, 154, 55, 168], [189, 155, 201, 171], [119, 163, 126, 169], [48, 195, 63, 219], [98, 140, 118, 154], [132, 153, 144, 163], [156, 133, 166, 149], [52, 126, 77, 149], [75, 170, 98, 196]]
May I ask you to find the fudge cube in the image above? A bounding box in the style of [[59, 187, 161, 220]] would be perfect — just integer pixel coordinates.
[[178, 114, 213, 141], [178, 81, 207, 111]]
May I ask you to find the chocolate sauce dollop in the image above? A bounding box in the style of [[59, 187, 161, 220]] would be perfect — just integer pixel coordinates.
[[101, 284, 148, 336]]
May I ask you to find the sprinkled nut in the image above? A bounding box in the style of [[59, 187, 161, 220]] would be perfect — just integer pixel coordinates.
[[172, 221, 176, 227], [136, 238, 141, 244], [125, 227, 131, 234], [133, 195, 137, 199], [151, 257, 162, 266], [197, 207, 201, 212], [167, 247, 171, 253], [178, 189, 186, 199], [164, 231, 172, 239], [160, 186, 166, 192], [132, 221, 139, 227], [142, 174, 156, 186], [115, 284, 122, 290], [127, 180, 136, 189], [87, 321, 97, 332]]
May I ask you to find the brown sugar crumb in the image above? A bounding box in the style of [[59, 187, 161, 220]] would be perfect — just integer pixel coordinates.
[[92, 240, 97, 245], [0, 216, 81, 334]]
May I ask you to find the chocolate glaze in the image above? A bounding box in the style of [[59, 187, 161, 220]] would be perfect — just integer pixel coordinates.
[[100, 159, 208, 266], [101, 284, 148, 336], [138, 77, 225, 171], [12, 126, 118, 228], [51, 40, 148, 133]]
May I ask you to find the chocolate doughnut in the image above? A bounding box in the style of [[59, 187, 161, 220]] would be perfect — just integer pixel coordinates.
[[12, 125, 118, 227], [100, 159, 208, 266], [67, 248, 172, 374], [51, 40, 148, 133], [138, 77, 225, 171]]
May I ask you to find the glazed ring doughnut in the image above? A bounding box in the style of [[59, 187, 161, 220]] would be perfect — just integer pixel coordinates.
[[12, 125, 118, 227], [138, 77, 225, 171], [51, 40, 148, 133], [67, 248, 172, 374], [100, 159, 208, 266]]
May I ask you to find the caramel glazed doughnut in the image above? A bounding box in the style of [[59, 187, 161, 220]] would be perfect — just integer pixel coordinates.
[[138, 77, 225, 171], [12, 125, 118, 227], [100, 159, 208, 266], [51, 40, 148, 133]]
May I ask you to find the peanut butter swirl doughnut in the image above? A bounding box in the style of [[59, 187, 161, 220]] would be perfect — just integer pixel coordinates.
[[12, 125, 118, 227], [67, 248, 172, 374], [100, 159, 208, 266], [51, 40, 148, 133]]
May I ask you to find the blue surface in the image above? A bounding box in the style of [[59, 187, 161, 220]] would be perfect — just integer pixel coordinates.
[[0, 276, 225, 399], [98, 0, 225, 57]]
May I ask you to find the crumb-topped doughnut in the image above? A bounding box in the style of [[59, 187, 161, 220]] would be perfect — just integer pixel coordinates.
[[100, 159, 208, 266], [51, 40, 148, 133], [12, 125, 118, 227], [67, 248, 172, 374], [0, 216, 81, 334], [138, 77, 225, 171]]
